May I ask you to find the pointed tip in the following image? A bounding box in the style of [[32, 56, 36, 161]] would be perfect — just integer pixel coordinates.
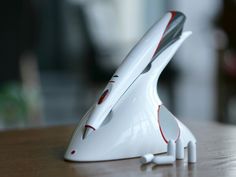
[[182, 31, 192, 38]]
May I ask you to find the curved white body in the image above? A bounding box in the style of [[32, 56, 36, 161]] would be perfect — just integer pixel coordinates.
[[64, 11, 196, 162], [85, 13, 171, 132]]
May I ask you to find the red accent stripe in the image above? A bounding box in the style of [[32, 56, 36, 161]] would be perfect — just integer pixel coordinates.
[[157, 105, 168, 144], [109, 80, 115, 83], [152, 11, 176, 59], [157, 104, 180, 144], [98, 89, 109, 104], [166, 11, 176, 30], [85, 125, 96, 131]]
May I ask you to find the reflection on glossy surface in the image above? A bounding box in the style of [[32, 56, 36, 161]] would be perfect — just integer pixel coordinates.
[[67, 121, 236, 177], [1, 121, 236, 177]]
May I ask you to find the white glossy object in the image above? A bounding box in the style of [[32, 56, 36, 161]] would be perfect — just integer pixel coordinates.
[[64, 11, 197, 162], [83, 12, 171, 137], [140, 154, 154, 164], [152, 155, 175, 165], [176, 138, 184, 160], [167, 140, 176, 157], [188, 141, 197, 163]]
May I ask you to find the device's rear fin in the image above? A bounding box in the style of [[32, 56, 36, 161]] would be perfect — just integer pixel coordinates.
[[152, 11, 186, 59]]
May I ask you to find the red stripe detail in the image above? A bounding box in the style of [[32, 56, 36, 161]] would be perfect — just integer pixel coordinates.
[[109, 80, 115, 83], [157, 104, 180, 144], [85, 125, 96, 131], [98, 89, 109, 104], [157, 105, 168, 144], [166, 11, 176, 30], [152, 11, 176, 59]]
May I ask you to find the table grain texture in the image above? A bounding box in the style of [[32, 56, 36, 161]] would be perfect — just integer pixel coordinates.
[[1, 120, 236, 177]]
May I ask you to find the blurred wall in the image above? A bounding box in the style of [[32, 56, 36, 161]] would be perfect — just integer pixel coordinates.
[[169, 0, 222, 121]]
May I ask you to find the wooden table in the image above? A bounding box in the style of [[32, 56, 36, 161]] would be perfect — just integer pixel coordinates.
[[1, 120, 236, 177]]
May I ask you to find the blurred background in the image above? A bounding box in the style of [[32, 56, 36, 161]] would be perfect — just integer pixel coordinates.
[[0, 0, 235, 130]]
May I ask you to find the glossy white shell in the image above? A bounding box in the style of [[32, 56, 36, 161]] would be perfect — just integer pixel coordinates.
[[64, 32, 196, 162]]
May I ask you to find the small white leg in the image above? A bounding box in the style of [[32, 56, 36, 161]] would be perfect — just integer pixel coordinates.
[[176, 138, 184, 160], [167, 140, 176, 158], [153, 155, 175, 165], [188, 141, 197, 163], [140, 154, 154, 164]]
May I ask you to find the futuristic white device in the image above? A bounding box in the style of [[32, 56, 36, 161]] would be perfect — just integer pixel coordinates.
[[64, 11, 196, 162]]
